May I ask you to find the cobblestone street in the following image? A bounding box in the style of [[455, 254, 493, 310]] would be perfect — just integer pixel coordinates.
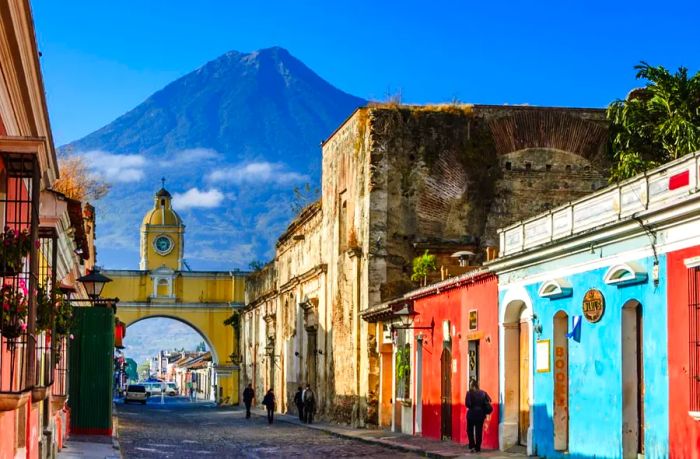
[[117, 397, 422, 458]]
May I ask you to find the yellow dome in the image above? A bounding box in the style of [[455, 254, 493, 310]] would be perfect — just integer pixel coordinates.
[[142, 187, 182, 226]]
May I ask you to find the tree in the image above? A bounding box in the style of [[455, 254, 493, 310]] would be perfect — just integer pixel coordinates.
[[411, 250, 437, 286], [53, 153, 111, 201], [608, 62, 700, 181]]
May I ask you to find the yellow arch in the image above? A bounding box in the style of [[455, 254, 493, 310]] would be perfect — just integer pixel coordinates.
[[118, 304, 239, 404]]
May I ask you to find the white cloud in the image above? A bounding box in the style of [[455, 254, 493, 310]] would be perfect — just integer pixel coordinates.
[[79, 150, 146, 183], [170, 148, 221, 165], [207, 161, 308, 185], [172, 188, 224, 210]]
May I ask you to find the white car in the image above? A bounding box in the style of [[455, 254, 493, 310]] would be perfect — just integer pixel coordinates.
[[124, 385, 147, 404], [165, 382, 178, 396]]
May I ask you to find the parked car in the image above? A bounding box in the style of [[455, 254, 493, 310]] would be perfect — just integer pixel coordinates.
[[165, 382, 178, 396], [124, 385, 147, 404], [142, 381, 163, 396]]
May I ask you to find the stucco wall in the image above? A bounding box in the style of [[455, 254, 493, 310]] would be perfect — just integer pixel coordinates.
[[413, 275, 499, 447], [667, 245, 700, 458], [508, 257, 669, 458]]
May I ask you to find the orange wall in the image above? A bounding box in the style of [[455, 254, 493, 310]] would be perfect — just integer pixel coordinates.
[[667, 245, 700, 458], [412, 274, 499, 448], [0, 410, 16, 459]]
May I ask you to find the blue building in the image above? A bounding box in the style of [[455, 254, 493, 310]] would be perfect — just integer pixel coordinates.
[[489, 152, 700, 458]]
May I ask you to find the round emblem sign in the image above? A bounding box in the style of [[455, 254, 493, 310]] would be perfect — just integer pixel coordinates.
[[582, 289, 605, 323]]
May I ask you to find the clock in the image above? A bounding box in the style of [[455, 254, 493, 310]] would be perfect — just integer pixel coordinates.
[[154, 235, 173, 255]]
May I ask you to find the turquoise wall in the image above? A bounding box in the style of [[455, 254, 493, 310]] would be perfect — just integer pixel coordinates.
[[503, 255, 669, 459]]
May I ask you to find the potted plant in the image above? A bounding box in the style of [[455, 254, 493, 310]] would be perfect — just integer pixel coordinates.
[[0, 227, 33, 276], [411, 250, 437, 287], [54, 295, 73, 339], [35, 283, 53, 333], [0, 284, 28, 340]]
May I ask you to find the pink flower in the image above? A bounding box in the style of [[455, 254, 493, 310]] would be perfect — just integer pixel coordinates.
[[20, 322, 27, 331], [69, 334, 74, 340]]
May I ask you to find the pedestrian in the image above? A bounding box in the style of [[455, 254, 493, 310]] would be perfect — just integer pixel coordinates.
[[189, 383, 195, 402], [243, 384, 255, 419], [293, 386, 304, 421], [303, 384, 316, 424], [465, 379, 492, 453], [262, 388, 276, 424]]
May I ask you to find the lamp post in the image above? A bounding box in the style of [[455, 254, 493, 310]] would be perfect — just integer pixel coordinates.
[[390, 304, 435, 334], [74, 267, 119, 310]]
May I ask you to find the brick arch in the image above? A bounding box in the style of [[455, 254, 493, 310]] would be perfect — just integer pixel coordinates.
[[488, 111, 609, 162]]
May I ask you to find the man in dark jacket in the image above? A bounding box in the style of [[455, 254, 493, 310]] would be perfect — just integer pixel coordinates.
[[293, 386, 304, 421], [303, 384, 316, 424], [243, 384, 255, 419], [465, 379, 491, 453], [262, 389, 276, 424]]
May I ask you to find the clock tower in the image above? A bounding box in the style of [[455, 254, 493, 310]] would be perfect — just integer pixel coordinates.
[[140, 181, 185, 271]]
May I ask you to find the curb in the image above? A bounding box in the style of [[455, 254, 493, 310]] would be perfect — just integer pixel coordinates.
[[257, 411, 457, 459]]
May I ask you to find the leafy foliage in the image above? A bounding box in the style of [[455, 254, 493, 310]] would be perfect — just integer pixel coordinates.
[[248, 260, 266, 272], [54, 295, 74, 337], [395, 344, 411, 398], [411, 250, 437, 286], [608, 62, 700, 181], [53, 153, 111, 201], [35, 283, 53, 332]]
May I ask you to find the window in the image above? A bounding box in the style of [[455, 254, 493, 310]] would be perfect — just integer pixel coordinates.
[[505, 161, 512, 170], [339, 198, 347, 253], [689, 266, 700, 412]]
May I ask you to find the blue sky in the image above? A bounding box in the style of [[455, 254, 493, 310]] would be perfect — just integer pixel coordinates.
[[33, 0, 699, 147]]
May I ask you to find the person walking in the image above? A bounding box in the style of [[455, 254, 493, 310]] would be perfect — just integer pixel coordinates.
[[465, 379, 492, 453], [303, 384, 316, 424], [243, 384, 255, 419], [293, 386, 304, 421], [262, 389, 276, 425]]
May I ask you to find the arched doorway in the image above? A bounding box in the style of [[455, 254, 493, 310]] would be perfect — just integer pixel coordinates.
[[622, 300, 644, 457], [440, 343, 452, 440], [502, 299, 531, 450], [553, 311, 569, 452]]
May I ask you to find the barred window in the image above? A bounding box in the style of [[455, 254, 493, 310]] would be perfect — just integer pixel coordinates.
[[690, 266, 700, 412]]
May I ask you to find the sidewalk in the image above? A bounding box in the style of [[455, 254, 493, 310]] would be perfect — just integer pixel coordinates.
[[57, 435, 120, 459], [254, 408, 526, 459]]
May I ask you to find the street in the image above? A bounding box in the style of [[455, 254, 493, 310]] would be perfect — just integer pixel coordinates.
[[116, 396, 422, 458]]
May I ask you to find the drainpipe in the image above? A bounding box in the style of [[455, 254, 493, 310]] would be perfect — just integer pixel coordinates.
[[355, 251, 362, 426]]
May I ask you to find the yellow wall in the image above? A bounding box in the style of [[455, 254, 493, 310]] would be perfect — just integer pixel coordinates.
[[102, 272, 245, 304]]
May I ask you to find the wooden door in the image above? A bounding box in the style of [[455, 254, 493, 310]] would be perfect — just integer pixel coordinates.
[[519, 321, 530, 445], [468, 340, 480, 385], [306, 329, 317, 387], [441, 346, 452, 440]]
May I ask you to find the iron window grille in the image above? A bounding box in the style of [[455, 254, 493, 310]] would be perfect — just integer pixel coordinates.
[[51, 336, 68, 398], [690, 266, 700, 412], [34, 228, 58, 389], [0, 153, 40, 395]]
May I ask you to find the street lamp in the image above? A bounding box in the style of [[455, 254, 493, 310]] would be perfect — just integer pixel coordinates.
[[77, 267, 112, 299], [390, 304, 435, 334]]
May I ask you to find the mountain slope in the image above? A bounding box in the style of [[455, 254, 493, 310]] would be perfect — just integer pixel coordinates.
[[62, 47, 365, 272], [65, 47, 365, 170]]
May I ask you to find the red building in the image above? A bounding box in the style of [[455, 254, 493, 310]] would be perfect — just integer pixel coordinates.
[[402, 270, 499, 448], [667, 244, 700, 458]]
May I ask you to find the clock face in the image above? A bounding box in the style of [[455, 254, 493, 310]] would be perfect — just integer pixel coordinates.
[[154, 235, 173, 255]]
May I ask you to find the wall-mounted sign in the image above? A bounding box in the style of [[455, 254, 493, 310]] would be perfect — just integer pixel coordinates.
[[536, 339, 551, 373], [582, 289, 605, 323], [468, 310, 478, 331]]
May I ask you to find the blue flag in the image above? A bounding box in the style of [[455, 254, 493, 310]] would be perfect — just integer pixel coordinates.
[[566, 315, 582, 342]]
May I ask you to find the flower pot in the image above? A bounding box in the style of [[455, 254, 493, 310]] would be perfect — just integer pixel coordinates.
[[0, 391, 30, 411], [31, 386, 48, 402], [51, 395, 67, 412]]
